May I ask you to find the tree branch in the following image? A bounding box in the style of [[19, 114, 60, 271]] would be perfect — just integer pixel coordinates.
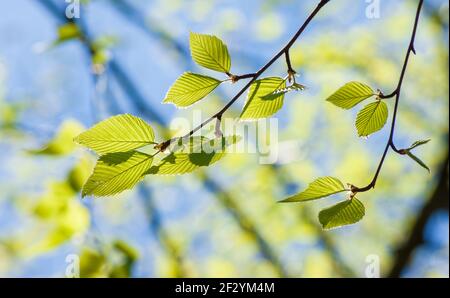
[[352, 0, 424, 193], [156, 0, 330, 151]]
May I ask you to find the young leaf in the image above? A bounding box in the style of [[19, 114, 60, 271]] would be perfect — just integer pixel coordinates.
[[240, 77, 286, 120], [319, 198, 365, 230], [408, 139, 431, 150], [163, 72, 221, 107], [147, 136, 239, 175], [355, 101, 388, 137], [326, 82, 375, 109], [281, 177, 347, 203], [406, 151, 430, 173], [75, 114, 155, 155], [190, 32, 231, 73], [82, 151, 153, 197]]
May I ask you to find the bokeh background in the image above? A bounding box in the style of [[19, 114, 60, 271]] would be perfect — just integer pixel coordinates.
[[0, 0, 448, 278]]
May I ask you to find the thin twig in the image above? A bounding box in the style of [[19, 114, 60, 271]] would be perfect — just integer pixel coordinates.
[[352, 0, 424, 193], [156, 0, 331, 150]]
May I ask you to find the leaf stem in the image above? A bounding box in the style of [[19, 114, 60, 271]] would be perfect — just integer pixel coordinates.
[[285, 50, 296, 75], [352, 0, 424, 194]]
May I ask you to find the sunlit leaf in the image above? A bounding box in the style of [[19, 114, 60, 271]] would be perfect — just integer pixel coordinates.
[[75, 114, 155, 155], [355, 101, 388, 137], [326, 82, 375, 109], [147, 136, 239, 175], [190, 32, 231, 73], [319, 198, 365, 230], [168, 136, 210, 153], [408, 139, 431, 150], [82, 151, 153, 197], [163, 72, 221, 107], [281, 177, 347, 202], [240, 77, 286, 120], [406, 151, 430, 173], [29, 120, 84, 155]]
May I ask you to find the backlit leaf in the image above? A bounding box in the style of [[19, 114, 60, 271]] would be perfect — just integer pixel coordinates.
[[327, 82, 375, 109], [355, 101, 388, 137], [147, 136, 239, 175], [190, 32, 231, 73], [75, 114, 155, 155], [406, 151, 430, 173], [281, 176, 347, 202], [163, 72, 221, 107], [408, 139, 431, 150], [319, 198, 365, 230], [82, 151, 153, 197], [240, 77, 286, 120]]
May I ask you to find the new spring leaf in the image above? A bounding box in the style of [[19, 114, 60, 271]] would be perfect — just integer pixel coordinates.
[[190, 32, 231, 73], [327, 82, 375, 109], [281, 177, 347, 202], [355, 101, 388, 137], [82, 151, 153, 197], [319, 198, 365, 230], [75, 114, 155, 155], [240, 77, 286, 120], [163, 72, 221, 107], [405, 151, 430, 173], [147, 136, 239, 175]]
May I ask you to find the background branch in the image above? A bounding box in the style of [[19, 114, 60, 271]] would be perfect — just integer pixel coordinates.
[[388, 155, 449, 277]]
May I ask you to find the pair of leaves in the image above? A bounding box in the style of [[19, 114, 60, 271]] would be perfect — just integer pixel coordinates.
[[75, 114, 156, 154], [75, 114, 156, 197], [164, 33, 231, 107], [403, 139, 431, 173], [164, 33, 304, 120], [281, 177, 365, 229], [327, 82, 388, 137], [75, 114, 238, 197]]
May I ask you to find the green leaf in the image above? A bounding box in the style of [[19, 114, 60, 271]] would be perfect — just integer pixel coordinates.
[[326, 82, 375, 109], [319, 198, 365, 230], [281, 176, 347, 202], [190, 32, 231, 73], [240, 77, 286, 120], [355, 101, 388, 137], [163, 72, 221, 107], [147, 136, 239, 175], [28, 120, 84, 155], [406, 151, 430, 173], [408, 139, 431, 150], [75, 114, 155, 155], [82, 151, 153, 197]]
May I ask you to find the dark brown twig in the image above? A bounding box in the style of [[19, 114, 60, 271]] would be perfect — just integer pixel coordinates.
[[352, 0, 424, 193]]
